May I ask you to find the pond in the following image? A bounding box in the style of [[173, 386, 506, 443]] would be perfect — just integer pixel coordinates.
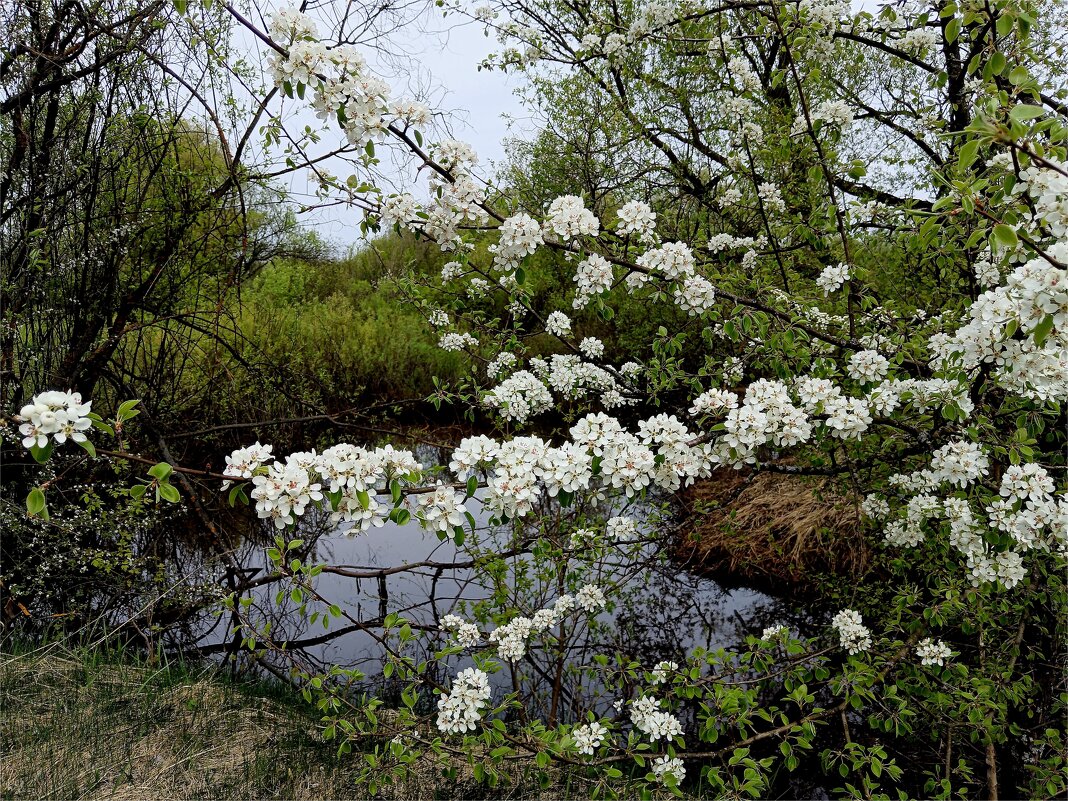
[[182, 444, 798, 721]]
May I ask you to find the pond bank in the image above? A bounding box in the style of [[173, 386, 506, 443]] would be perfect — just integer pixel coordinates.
[[0, 641, 601, 800]]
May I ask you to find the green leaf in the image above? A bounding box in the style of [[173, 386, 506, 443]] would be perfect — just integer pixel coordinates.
[[957, 139, 980, 171], [30, 442, 53, 463], [466, 476, 478, 499], [365, 140, 376, 158], [1009, 104, 1045, 122], [228, 484, 247, 506], [116, 399, 141, 421], [945, 17, 962, 42], [158, 483, 181, 503], [148, 462, 173, 481], [1033, 314, 1055, 347], [26, 487, 46, 517], [91, 419, 116, 435], [173, 0, 187, 13], [77, 439, 96, 458], [992, 224, 1018, 248]]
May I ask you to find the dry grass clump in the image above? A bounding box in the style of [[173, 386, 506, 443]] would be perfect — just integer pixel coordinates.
[[0, 644, 354, 800], [674, 471, 871, 594], [0, 643, 612, 801]]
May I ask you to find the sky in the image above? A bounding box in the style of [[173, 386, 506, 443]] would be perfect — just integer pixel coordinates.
[[262, 7, 529, 250], [258, 0, 885, 250]]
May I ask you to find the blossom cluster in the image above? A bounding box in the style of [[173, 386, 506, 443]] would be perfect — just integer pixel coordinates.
[[440, 614, 481, 648], [930, 247, 1067, 402], [629, 695, 684, 742], [17, 390, 92, 449], [831, 609, 872, 654], [573, 721, 609, 756], [436, 667, 492, 734], [915, 638, 953, 667], [652, 756, 686, 785], [223, 442, 424, 532], [816, 262, 851, 294]]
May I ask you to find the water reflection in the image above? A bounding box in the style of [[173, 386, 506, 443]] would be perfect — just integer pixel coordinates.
[[188, 486, 778, 716]]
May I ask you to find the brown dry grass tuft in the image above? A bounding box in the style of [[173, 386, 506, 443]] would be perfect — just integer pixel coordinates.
[[674, 471, 871, 594]]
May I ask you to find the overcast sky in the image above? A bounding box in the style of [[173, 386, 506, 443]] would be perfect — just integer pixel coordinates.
[[261, 0, 884, 250], [262, 8, 529, 250]]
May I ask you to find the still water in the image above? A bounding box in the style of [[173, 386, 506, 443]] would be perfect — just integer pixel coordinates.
[[183, 445, 785, 718]]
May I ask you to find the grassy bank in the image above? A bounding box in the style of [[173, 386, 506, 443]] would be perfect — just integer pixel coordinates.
[[0, 642, 361, 800], [0, 642, 608, 801]]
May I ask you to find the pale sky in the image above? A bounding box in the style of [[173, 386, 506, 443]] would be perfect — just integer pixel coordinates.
[[260, 0, 886, 250], [262, 7, 529, 250]]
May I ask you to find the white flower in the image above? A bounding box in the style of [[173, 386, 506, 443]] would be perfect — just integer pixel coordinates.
[[689, 388, 738, 417], [761, 625, 788, 641], [544, 195, 599, 240], [650, 660, 678, 685], [930, 441, 989, 488], [816, 262, 851, 294], [576, 583, 607, 612], [486, 351, 518, 379], [636, 242, 695, 279], [449, 435, 500, 479], [999, 464, 1055, 505], [17, 390, 93, 451], [757, 182, 786, 213], [915, 637, 952, 666], [673, 275, 716, 315], [831, 608, 872, 654], [573, 721, 608, 756], [580, 337, 605, 359], [847, 350, 890, 383], [629, 696, 683, 741], [995, 549, 1027, 589], [485, 371, 553, 423], [606, 516, 638, 541], [432, 139, 478, 171], [545, 311, 573, 338], [573, 254, 615, 308], [652, 756, 686, 785], [861, 495, 891, 521], [251, 461, 323, 529], [436, 668, 491, 734], [416, 483, 467, 535], [812, 99, 854, 129], [439, 332, 478, 351], [440, 614, 481, 647], [492, 213, 544, 270], [616, 200, 657, 240]]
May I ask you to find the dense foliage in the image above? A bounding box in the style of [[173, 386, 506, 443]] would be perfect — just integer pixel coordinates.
[[5, 0, 1067, 798]]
